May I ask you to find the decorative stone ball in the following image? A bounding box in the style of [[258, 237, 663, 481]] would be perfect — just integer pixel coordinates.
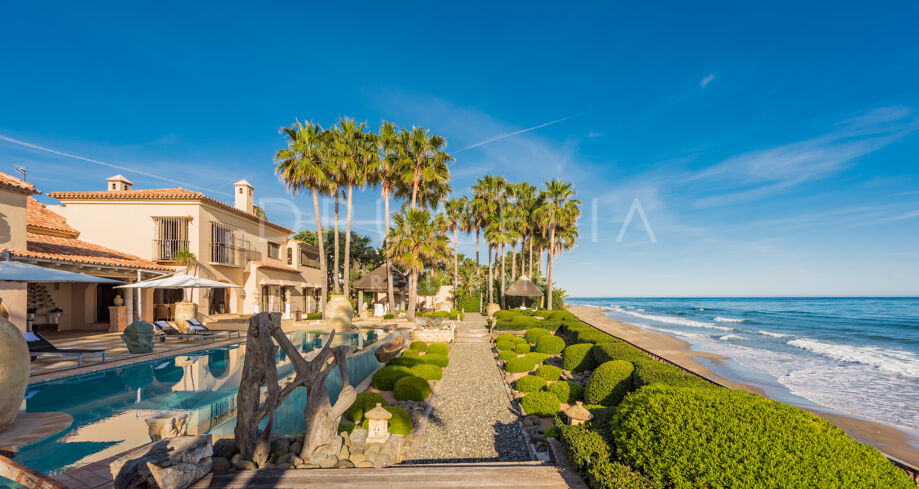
[[0, 317, 30, 433], [324, 295, 353, 329]]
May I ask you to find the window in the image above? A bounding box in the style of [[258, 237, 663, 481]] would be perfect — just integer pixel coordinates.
[[299, 244, 320, 268], [210, 222, 240, 266], [153, 217, 190, 260], [268, 242, 280, 259], [287, 247, 293, 265]]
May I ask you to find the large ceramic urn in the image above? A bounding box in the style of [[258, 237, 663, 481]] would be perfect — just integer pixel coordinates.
[[0, 317, 29, 433], [173, 302, 197, 331], [324, 295, 353, 330], [485, 303, 501, 319]]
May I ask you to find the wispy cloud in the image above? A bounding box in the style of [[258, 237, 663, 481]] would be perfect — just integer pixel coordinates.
[[456, 112, 587, 153], [700, 74, 715, 88]]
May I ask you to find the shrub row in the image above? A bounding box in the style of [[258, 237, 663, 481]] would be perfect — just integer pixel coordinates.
[[556, 423, 661, 489], [420, 310, 465, 320], [456, 295, 481, 313], [562, 343, 596, 372]]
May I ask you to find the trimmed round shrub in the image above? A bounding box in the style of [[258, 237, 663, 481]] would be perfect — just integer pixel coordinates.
[[496, 333, 517, 343], [535, 364, 563, 381], [306, 312, 323, 320], [419, 353, 449, 367], [387, 356, 424, 367], [520, 391, 561, 417], [515, 374, 548, 393], [379, 406, 412, 435], [525, 352, 549, 364], [524, 327, 551, 344], [631, 358, 715, 390], [498, 350, 520, 361], [535, 335, 565, 355], [562, 343, 596, 372], [614, 385, 916, 488], [382, 313, 395, 319], [512, 336, 528, 344], [504, 357, 537, 373], [409, 341, 427, 351], [344, 391, 387, 423], [410, 363, 444, 380], [403, 349, 422, 358], [513, 342, 531, 354], [592, 340, 647, 364], [371, 365, 413, 390], [495, 339, 516, 351], [588, 460, 661, 489], [426, 342, 450, 356], [585, 360, 635, 406], [393, 375, 431, 401], [548, 380, 584, 403], [338, 422, 357, 434]]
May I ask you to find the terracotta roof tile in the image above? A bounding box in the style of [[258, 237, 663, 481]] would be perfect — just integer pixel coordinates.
[[251, 260, 300, 273], [26, 198, 80, 237], [15, 232, 172, 271], [0, 171, 40, 195]]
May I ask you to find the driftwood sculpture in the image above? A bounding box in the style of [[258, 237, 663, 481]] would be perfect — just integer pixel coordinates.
[[234, 313, 356, 465]]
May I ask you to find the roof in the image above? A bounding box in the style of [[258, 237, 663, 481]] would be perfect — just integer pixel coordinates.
[[47, 187, 292, 233], [251, 260, 300, 273], [106, 174, 133, 184], [234, 179, 253, 187], [15, 232, 172, 271], [0, 171, 40, 195], [505, 276, 544, 297], [353, 265, 407, 291], [26, 198, 80, 237]]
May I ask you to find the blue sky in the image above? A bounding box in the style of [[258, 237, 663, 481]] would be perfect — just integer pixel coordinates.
[[2, 2, 918, 297]]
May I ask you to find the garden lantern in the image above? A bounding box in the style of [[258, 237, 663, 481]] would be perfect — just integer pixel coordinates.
[[364, 403, 392, 443], [564, 401, 593, 426]]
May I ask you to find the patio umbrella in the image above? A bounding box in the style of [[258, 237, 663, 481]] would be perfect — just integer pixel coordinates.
[[504, 276, 544, 297], [0, 251, 119, 283], [114, 275, 242, 290]]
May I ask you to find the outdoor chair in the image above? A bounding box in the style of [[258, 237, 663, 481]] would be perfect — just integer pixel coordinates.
[[186, 318, 241, 339], [23, 331, 106, 367], [153, 321, 216, 343]]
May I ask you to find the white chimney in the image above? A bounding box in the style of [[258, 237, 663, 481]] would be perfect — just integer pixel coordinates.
[[234, 179, 254, 214], [106, 174, 133, 191]]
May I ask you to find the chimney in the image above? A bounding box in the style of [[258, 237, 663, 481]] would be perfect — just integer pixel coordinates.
[[234, 179, 254, 214], [106, 174, 133, 191]]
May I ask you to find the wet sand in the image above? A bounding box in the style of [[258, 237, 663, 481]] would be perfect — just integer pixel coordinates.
[[569, 305, 919, 468]]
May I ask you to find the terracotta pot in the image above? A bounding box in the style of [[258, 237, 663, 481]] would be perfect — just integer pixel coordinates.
[[173, 302, 197, 332], [324, 295, 353, 330], [0, 317, 29, 433], [485, 303, 501, 319]]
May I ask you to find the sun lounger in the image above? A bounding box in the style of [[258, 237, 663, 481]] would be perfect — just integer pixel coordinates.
[[153, 321, 216, 343], [23, 331, 106, 367], [186, 318, 241, 339]]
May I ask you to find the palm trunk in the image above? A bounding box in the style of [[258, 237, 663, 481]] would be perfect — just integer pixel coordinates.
[[511, 240, 517, 281], [528, 233, 533, 278], [343, 184, 353, 299], [453, 224, 458, 309], [546, 226, 556, 309], [475, 228, 480, 266], [407, 270, 418, 321], [487, 245, 493, 303], [333, 190, 340, 294], [384, 187, 395, 314], [312, 189, 327, 315], [500, 242, 506, 309]]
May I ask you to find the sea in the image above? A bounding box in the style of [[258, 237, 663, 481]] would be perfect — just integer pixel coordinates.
[[568, 297, 919, 432]]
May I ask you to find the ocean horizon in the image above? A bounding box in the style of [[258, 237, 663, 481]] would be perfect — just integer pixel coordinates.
[[568, 297, 919, 433]]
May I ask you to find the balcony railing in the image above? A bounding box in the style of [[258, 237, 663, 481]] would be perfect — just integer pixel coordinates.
[[153, 239, 190, 261]]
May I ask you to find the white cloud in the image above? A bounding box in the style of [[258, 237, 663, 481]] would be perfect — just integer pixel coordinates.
[[700, 74, 715, 88]]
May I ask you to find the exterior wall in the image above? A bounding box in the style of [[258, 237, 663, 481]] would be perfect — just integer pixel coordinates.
[[0, 188, 29, 329]]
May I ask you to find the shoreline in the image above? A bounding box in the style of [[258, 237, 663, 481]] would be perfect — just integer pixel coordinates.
[[568, 305, 919, 468]]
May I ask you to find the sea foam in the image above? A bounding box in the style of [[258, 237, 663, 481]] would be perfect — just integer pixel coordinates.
[[608, 306, 732, 331], [714, 316, 746, 323], [719, 334, 747, 341], [758, 330, 790, 338], [788, 338, 919, 379]]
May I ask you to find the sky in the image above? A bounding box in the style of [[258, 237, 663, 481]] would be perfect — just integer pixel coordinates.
[[2, 1, 918, 297]]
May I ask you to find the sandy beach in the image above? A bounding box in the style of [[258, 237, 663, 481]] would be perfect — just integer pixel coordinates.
[[569, 305, 919, 468]]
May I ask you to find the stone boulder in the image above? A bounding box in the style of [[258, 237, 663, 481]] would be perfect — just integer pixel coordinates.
[[122, 320, 155, 354], [111, 435, 212, 489], [144, 411, 190, 442]]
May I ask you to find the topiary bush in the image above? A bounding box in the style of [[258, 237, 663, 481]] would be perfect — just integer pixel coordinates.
[[535, 335, 566, 355], [525, 352, 549, 364], [393, 375, 431, 401], [548, 380, 584, 403], [344, 391, 387, 423], [495, 339, 516, 351], [514, 342, 531, 354], [419, 353, 449, 368], [403, 349, 422, 358], [524, 327, 551, 344], [409, 341, 428, 352], [613, 385, 916, 489], [515, 374, 548, 393], [576, 328, 617, 345], [630, 358, 715, 390], [387, 356, 425, 367], [588, 460, 662, 489], [520, 391, 561, 417], [371, 365, 413, 390], [512, 336, 528, 344], [498, 350, 520, 361], [562, 343, 596, 372], [375, 405, 411, 436], [556, 422, 612, 473], [496, 333, 517, 343], [426, 342, 450, 356], [410, 363, 444, 380], [383, 313, 395, 319], [505, 356, 537, 373], [592, 340, 648, 365], [535, 364, 563, 381], [306, 312, 323, 320], [585, 360, 635, 406]]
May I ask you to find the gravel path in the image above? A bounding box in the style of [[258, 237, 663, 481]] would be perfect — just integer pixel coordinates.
[[406, 314, 530, 463]]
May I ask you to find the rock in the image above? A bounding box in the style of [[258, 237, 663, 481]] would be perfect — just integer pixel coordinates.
[[336, 459, 355, 468], [230, 453, 243, 465], [340, 431, 352, 446], [383, 434, 403, 462], [275, 453, 294, 465], [308, 453, 327, 465], [364, 443, 382, 456], [275, 463, 292, 469], [356, 460, 374, 468], [144, 411, 190, 442], [111, 435, 212, 489], [296, 463, 319, 469], [290, 455, 303, 466], [373, 454, 392, 468], [339, 445, 350, 460], [234, 460, 257, 470], [289, 442, 302, 454], [350, 428, 368, 445], [211, 457, 232, 473], [213, 438, 237, 459], [261, 462, 276, 470], [350, 442, 365, 453], [272, 438, 290, 454], [349, 453, 367, 464], [319, 455, 338, 468]]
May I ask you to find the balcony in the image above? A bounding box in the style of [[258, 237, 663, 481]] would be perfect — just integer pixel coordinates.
[[153, 239, 190, 261]]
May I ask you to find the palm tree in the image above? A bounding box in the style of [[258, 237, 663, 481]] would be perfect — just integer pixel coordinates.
[[173, 248, 197, 302], [332, 118, 374, 299], [378, 121, 400, 313], [536, 179, 582, 309], [457, 196, 479, 309], [472, 175, 505, 304], [444, 197, 466, 308], [386, 209, 450, 321], [396, 127, 453, 209], [275, 121, 331, 314]]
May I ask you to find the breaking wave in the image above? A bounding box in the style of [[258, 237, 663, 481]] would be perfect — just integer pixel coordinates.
[[788, 338, 919, 379]]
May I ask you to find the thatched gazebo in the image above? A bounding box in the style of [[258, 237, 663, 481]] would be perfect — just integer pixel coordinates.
[[504, 275, 544, 308], [353, 265, 407, 315]]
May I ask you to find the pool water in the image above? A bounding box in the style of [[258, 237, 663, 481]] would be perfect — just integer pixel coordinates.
[[2, 330, 395, 487]]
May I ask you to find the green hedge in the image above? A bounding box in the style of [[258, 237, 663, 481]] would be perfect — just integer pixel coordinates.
[[562, 343, 596, 372], [588, 461, 662, 489], [535, 335, 566, 354], [585, 360, 635, 406], [383, 313, 395, 319], [456, 295, 481, 313], [344, 391, 387, 423], [525, 327, 551, 344], [556, 422, 660, 489], [387, 356, 424, 368], [419, 353, 449, 368], [513, 336, 528, 344], [548, 380, 584, 403], [377, 405, 411, 436], [371, 365, 413, 390], [630, 358, 715, 390], [306, 312, 322, 320], [427, 342, 450, 356], [410, 363, 444, 380], [505, 357, 538, 373], [403, 349, 422, 358], [498, 350, 520, 361], [496, 333, 517, 343], [526, 352, 549, 364], [495, 339, 516, 351], [521, 391, 560, 417], [393, 375, 431, 401], [409, 341, 428, 351], [516, 374, 548, 393], [338, 422, 357, 434], [514, 343, 531, 354], [535, 364, 563, 381], [591, 341, 648, 364], [613, 385, 915, 488], [576, 328, 617, 345]]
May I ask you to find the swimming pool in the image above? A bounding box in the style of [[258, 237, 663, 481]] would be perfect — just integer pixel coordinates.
[[2, 329, 396, 488]]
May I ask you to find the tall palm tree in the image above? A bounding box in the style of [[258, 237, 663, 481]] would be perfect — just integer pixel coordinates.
[[472, 175, 505, 304], [274, 121, 331, 313], [396, 127, 453, 209], [456, 196, 479, 309], [332, 118, 374, 299], [444, 197, 466, 308], [536, 179, 582, 309], [386, 209, 450, 321], [377, 121, 400, 313]]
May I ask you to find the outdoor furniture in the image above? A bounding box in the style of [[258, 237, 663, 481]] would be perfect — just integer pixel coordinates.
[[22, 331, 106, 367], [186, 318, 241, 339], [153, 321, 216, 343]]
